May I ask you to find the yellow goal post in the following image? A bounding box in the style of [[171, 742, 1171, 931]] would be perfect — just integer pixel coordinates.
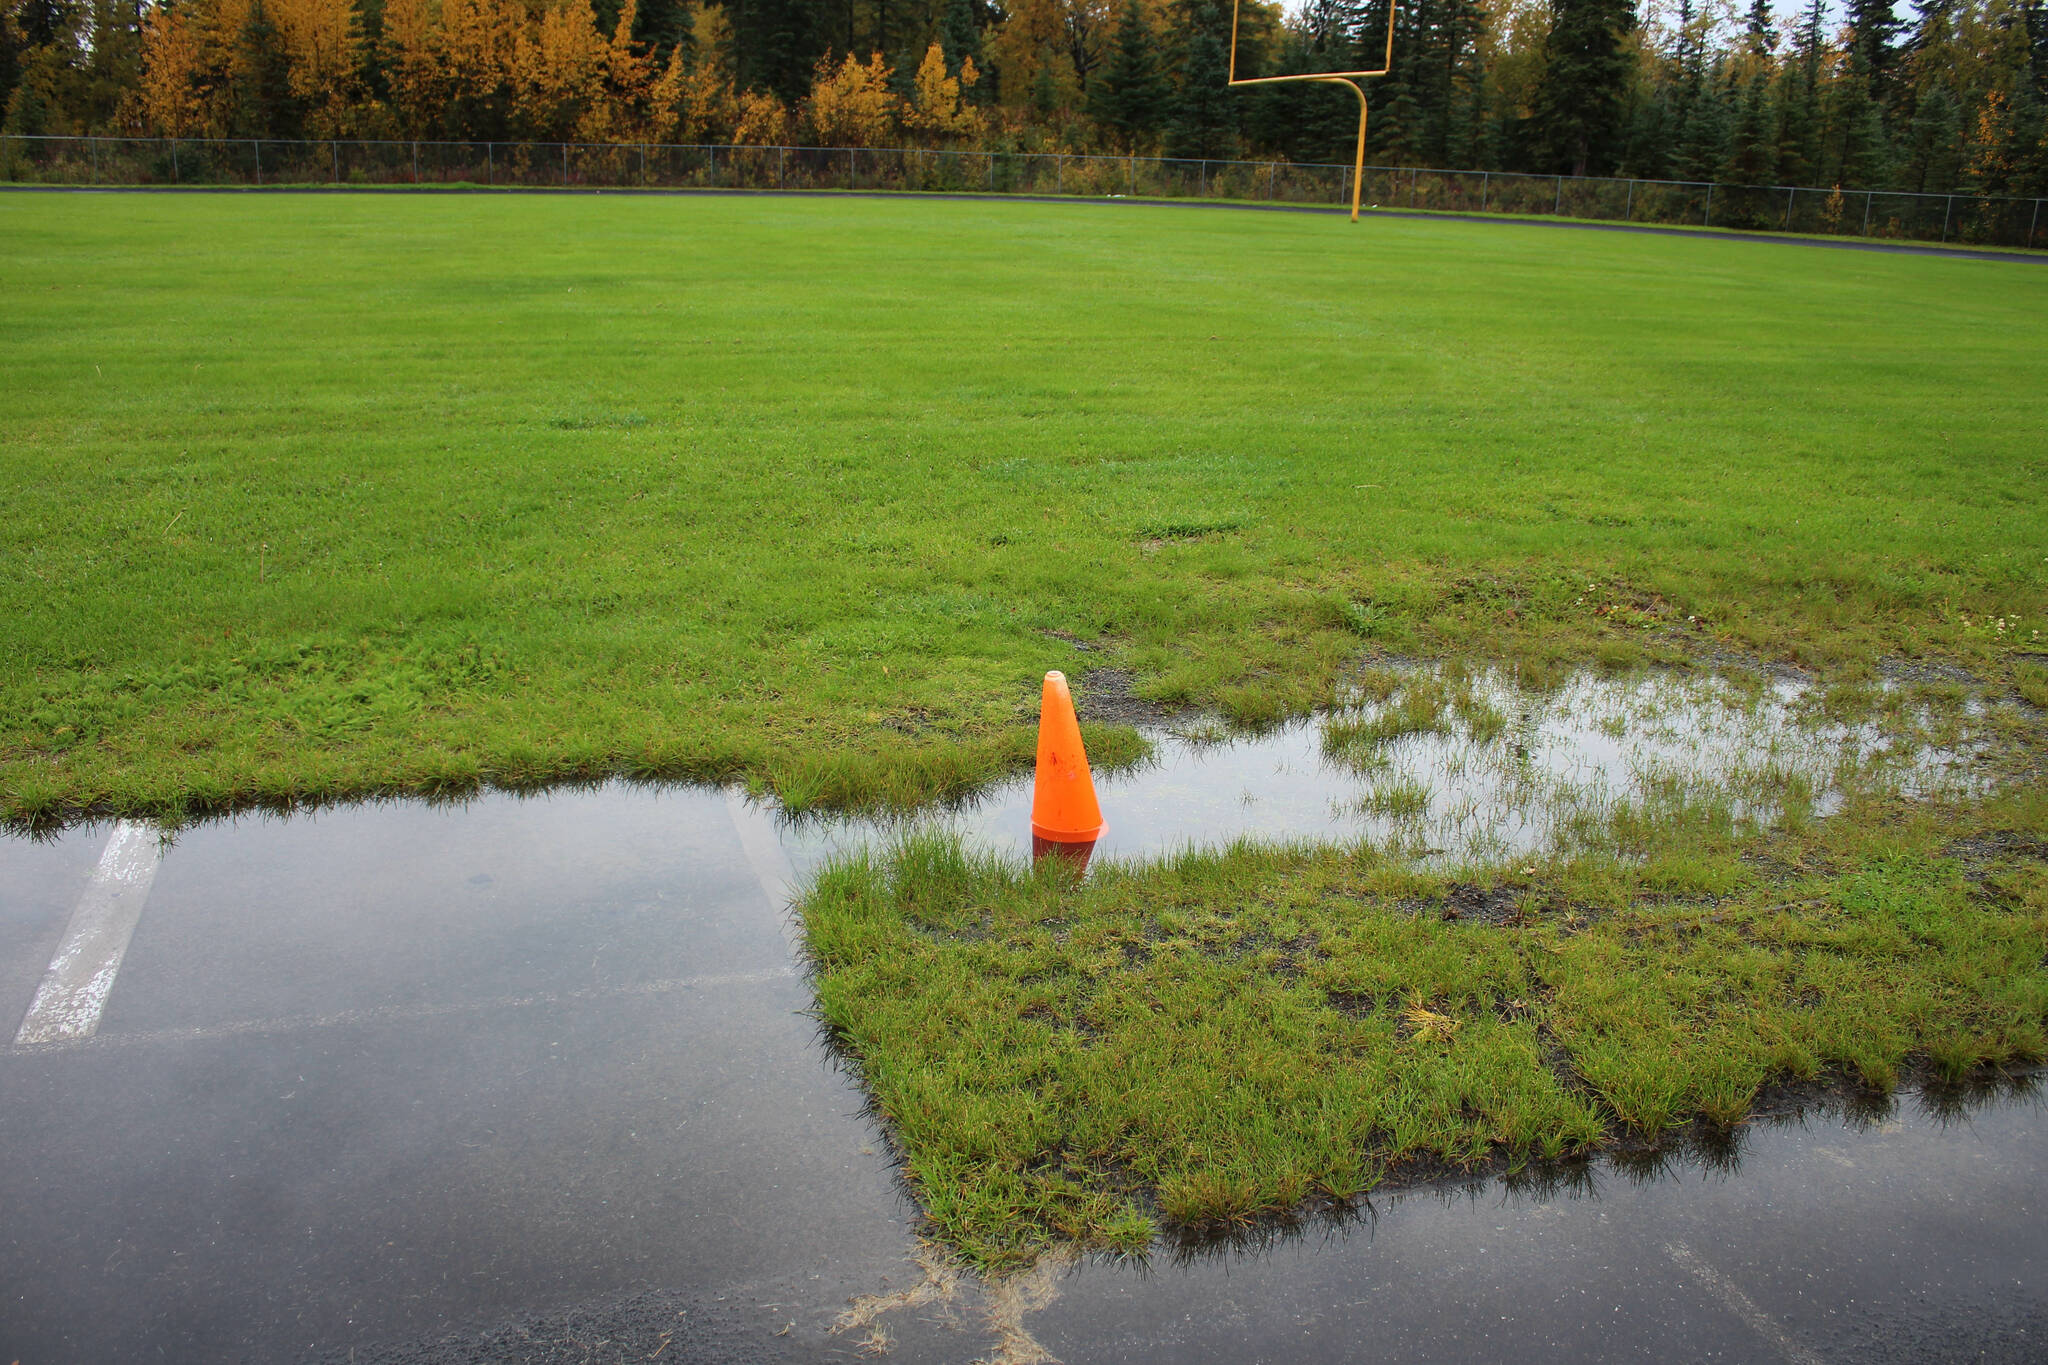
[[1227, 0, 1398, 221]]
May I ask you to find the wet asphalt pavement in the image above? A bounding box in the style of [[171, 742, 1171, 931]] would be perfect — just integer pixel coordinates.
[[3, 781, 2043, 1363]]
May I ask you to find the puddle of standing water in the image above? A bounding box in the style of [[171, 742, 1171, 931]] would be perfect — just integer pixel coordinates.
[[775, 664, 1994, 877]]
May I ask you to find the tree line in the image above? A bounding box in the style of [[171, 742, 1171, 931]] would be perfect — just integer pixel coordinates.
[[4, 0, 2045, 197]]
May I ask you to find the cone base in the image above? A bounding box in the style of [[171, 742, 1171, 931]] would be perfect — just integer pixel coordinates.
[[1031, 822, 1104, 843], [1032, 836, 1097, 873]]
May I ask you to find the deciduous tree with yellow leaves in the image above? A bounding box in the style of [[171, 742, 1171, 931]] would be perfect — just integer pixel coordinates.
[[903, 42, 983, 142], [805, 51, 897, 147]]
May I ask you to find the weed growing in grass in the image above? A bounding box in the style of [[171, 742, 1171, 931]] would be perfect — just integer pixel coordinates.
[[1361, 778, 1433, 819], [2016, 661, 2048, 711]]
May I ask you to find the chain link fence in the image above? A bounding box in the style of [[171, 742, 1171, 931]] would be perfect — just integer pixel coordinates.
[[4, 134, 2042, 250]]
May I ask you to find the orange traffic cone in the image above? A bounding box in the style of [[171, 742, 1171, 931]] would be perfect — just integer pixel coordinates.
[[1030, 671, 1104, 844]]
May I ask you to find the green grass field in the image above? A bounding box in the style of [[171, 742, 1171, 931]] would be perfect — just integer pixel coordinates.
[[5, 191, 2047, 1267], [4, 192, 2044, 824]]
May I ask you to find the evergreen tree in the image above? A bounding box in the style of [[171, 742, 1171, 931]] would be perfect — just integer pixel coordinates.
[[1775, 0, 1825, 181], [1676, 63, 1732, 179], [1030, 46, 1060, 120], [233, 0, 298, 137], [1724, 70, 1776, 183], [77, 0, 141, 132], [2026, 0, 2048, 97], [1087, 0, 1166, 148], [1530, 0, 1636, 175], [1834, 72, 1894, 186], [738, 0, 821, 103], [14, 0, 72, 49], [1621, 78, 1673, 177], [1436, 0, 1488, 167], [1165, 0, 1233, 159], [940, 0, 982, 76], [1720, 68, 1778, 222], [1899, 81, 1962, 190], [1846, 0, 1905, 100], [633, 0, 688, 61], [1744, 0, 1777, 57]]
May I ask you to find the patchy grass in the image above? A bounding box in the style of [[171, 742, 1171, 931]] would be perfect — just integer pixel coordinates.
[[4, 193, 2047, 825], [800, 780, 2048, 1269]]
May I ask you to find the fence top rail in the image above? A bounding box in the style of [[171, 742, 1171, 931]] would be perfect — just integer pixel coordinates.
[[4, 133, 2043, 209]]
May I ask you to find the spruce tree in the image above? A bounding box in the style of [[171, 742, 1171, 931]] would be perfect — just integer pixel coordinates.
[[1836, 74, 1894, 187], [1724, 71, 1776, 183], [1899, 83, 1962, 191], [738, 0, 823, 104], [2026, 0, 2048, 98], [1030, 50, 1060, 122], [1721, 69, 1778, 223], [940, 0, 983, 77], [1088, 0, 1167, 149], [1775, 0, 1825, 182], [1622, 81, 1673, 178], [1744, 0, 1777, 57], [233, 0, 298, 138], [1845, 0, 1905, 101], [14, 0, 72, 50], [1676, 65, 1732, 180], [1166, 0, 1234, 160], [1531, 0, 1636, 175], [634, 0, 689, 61]]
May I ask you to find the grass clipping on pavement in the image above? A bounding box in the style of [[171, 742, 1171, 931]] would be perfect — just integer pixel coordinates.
[[799, 782, 2048, 1270]]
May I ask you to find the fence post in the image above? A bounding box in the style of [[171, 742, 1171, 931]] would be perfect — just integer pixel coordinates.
[[171, 139, 178, 184], [1623, 178, 1633, 221], [2031, 198, 2041, 249], [1553, 175, 1562, 215], [1266, 160, 1274, 201], [1783, 186, 1794, 229], [1411, 166, 1419, 207], [1482, 170, 1490, 212], [331, 140, 338, 183], [1862, 191, 1873, 237], [487, 142, 493, 186], [1058, 154, 1065, 194], [779, 145, 786, 190], [90, 137, 98, 184], [1941, 194, 1952, 243], [252, 139, 261, 185], [562, 143, 569, 187], [710, 144, 717, 187], [1703, 183, 1713, 226]]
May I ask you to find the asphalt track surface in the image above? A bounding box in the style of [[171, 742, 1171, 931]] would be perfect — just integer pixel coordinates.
[[4, 180, 2044, 265], [3, 783, 2044, 1363]]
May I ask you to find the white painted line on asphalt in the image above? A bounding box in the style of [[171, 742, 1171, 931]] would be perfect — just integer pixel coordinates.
[[724, 785, 805, 958], [13, 821, 161, 1047], [1666, 1241, 1827, 1365], [5, 965, 796, 1056]]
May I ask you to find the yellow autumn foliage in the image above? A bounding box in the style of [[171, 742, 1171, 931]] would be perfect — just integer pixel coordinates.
[[903, 43, 983, 142], [138, 6, 207, 137], [266, 0, 367, 134], [806, 51, 898, 148]]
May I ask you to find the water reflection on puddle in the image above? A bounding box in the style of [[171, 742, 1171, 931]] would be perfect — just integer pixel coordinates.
[[777, 665, 1993, 877]]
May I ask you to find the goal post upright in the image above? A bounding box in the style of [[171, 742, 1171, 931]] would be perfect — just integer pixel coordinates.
[[1227, 0, 1397, 222]]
